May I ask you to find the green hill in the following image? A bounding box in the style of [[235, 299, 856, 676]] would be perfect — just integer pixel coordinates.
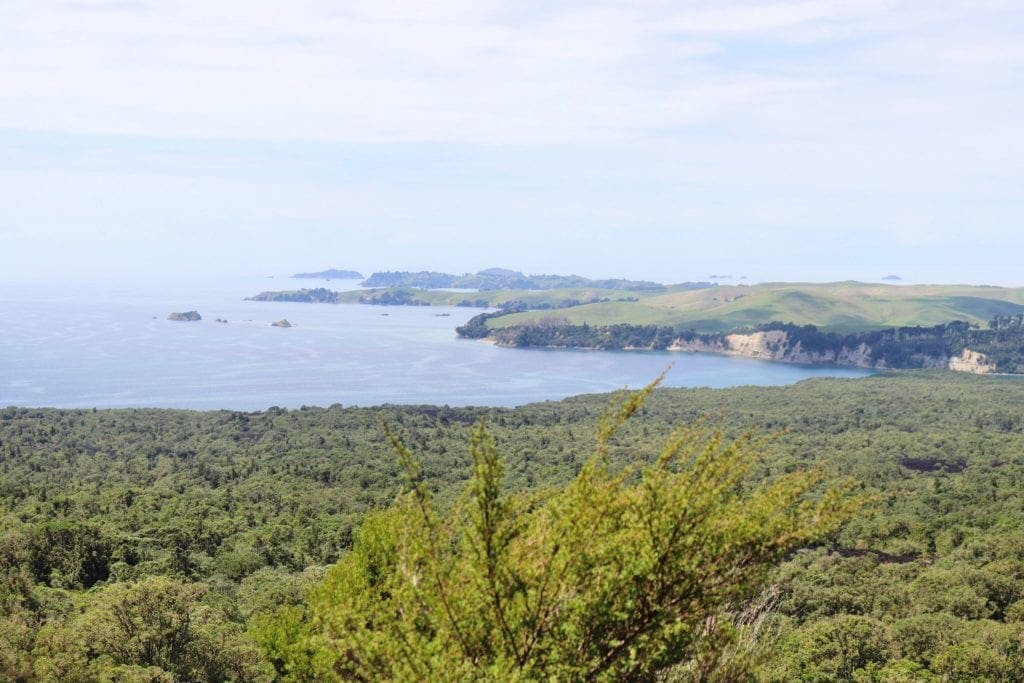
[[489, 282, 1024, 333]]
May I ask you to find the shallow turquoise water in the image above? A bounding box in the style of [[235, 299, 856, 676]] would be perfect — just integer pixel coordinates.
[[0, 276, 872, 410]]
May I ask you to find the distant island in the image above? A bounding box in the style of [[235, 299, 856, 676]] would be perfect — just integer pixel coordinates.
[[249, 288, 341, 304], [246, 281, 713, 310], [167, 310, 202, 321], [361, 268, 667, 291], [249, 267, 712, 309], [882, 274, 902, 281], [292, 269, 363, 279]]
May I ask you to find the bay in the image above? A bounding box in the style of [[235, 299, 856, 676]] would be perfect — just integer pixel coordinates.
[[0, 275, 871, 410]]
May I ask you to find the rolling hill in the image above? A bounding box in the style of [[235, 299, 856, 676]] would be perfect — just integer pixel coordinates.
[[488, 282, 1024, 333]]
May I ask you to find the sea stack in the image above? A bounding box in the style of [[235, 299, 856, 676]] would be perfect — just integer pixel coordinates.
[[167, 311, 202, 321]]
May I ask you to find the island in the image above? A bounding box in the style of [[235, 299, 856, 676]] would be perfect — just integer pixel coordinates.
[[292, 269, 363, 279], [361, 268, 669, 291], [167, 311, 202, 321], [271, 319, 292, 328], [247, 274, 711, 310], [248, 287, 340, 303], [247, 286, 700, 309]]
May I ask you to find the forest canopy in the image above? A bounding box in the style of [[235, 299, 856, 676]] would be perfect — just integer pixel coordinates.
[[3, 373, 1024, 679]]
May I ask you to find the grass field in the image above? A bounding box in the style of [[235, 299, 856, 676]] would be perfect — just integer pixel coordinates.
[[488, 282, 1024, 332]]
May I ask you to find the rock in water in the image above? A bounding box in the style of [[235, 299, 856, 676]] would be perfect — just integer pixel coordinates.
[[271, 319, 292, 328], [167, 311, 202, 321]]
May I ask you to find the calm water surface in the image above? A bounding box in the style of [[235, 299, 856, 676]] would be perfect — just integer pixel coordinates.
[[0, 276, 872, 410]]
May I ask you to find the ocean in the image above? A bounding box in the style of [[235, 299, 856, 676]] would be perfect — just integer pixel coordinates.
[[0, 275, 872, 410]]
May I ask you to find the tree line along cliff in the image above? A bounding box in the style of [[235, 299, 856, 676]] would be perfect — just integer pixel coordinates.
[[458, 316, 1024, 374]]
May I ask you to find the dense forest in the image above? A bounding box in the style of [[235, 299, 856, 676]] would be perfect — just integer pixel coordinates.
[[4, 374, 1024, 679]]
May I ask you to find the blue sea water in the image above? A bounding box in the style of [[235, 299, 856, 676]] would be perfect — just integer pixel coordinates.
[[0, 275, 871, 410]]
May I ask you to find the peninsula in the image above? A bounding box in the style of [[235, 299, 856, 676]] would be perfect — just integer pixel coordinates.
[[461, 282, 1024, 374], [247, 274, 1024, 374]]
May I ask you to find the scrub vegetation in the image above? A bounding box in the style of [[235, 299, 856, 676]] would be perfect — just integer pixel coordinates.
[[4, 374, 1024, 679]]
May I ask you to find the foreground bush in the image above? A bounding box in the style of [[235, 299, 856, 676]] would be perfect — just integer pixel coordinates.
[[256, 380, 857, 680]]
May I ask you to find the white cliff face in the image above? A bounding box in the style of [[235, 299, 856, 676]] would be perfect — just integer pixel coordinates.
[[947, 348, 996, 374], [723, 330, 789, 360], [670, 330, 844, 365], [668, 331, 994, 374]]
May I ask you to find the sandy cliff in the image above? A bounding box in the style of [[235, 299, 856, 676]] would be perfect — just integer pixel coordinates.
[[669, 331, 994, 374], [947, 348, 996, 374]]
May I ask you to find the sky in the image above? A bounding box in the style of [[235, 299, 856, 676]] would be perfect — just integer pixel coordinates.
[[1, 0, 1022, 284]]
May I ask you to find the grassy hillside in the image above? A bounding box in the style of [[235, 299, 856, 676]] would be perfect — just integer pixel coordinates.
[[490, 282, 1024, 333]]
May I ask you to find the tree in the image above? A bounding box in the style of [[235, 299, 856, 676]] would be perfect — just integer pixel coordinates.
[[32, 576, 268, 682], [770, 615, 894, 680], [262, 378, 859, 681], [27, 521, 112, 589]]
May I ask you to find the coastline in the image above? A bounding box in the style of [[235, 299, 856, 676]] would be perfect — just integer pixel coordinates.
[[485, 331, 1001, 375]]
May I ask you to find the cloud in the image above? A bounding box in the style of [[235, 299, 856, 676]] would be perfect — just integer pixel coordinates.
[[1, 1, 1022, 281], [0, 0, 962, 144], [660, 0, 895, 35]]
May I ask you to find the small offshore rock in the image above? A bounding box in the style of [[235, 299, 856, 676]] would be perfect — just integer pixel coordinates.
[[271, 319, 292, 328], [167, 311, 202, 321]]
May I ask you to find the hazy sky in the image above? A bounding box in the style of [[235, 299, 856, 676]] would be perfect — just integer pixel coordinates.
[[2, 1, 1022, 283]]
